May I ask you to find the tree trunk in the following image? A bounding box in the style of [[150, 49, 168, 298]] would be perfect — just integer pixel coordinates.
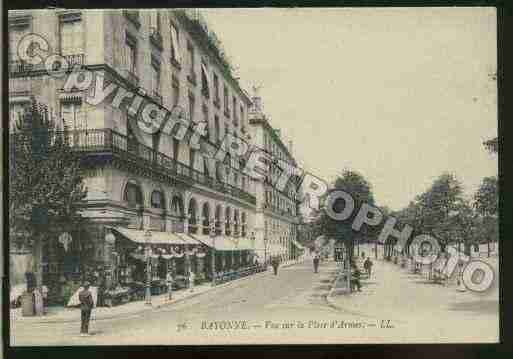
[[464, 242, 471, 257], [32, 232, 43, 288]]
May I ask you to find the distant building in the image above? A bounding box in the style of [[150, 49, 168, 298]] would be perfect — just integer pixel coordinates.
[[248, 89, 303, 263]]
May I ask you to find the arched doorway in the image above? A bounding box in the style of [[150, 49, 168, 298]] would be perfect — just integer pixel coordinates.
[[188, 198, 198, 234], [170, 194, 185, 233], [202, 202, 210, 235]]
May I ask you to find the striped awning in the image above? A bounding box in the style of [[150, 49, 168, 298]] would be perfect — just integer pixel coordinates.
[[185, 234, 254, 251], [110, 227, 197, 246]]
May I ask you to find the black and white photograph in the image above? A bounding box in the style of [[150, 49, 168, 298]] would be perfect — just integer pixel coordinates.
[[6, 7, 499, 346]]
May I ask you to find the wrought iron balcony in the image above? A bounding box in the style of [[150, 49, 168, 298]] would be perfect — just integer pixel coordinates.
[[64, 128, 256, 205]]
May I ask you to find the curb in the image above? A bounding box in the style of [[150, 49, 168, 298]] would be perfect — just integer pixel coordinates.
[[14, 261, 304, 325]]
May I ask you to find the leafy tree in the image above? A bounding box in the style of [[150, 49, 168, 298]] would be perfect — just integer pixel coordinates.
[[317, 170, 375, 258], [473, 176, 499, 256], [9, 101, 87, 289], [414, 173, 465, 251], [474, 176, 498, 217]]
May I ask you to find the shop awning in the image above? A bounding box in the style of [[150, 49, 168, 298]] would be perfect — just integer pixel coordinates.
[[110, 227, 198, 246], [185, 234, 254, 251], [254, 244, 286, 254]]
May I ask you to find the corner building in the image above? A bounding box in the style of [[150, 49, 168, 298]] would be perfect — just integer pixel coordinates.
[[9, 9, 260, 303]]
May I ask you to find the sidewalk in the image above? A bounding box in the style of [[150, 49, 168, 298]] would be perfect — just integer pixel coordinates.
[[11, 260, 303, 324], [326, 257, 499, 321]]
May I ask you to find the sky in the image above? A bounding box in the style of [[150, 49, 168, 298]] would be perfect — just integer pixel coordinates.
[[202, 7, 498, 211]]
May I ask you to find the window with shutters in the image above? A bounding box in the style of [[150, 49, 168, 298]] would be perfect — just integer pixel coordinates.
[[124, 183, 143, 208], [201, 62, 210, 98], [213, 73, 220, 106], [125, 34, 137, 75], [189, 148, 196, 170], [150, 59, 161, 102], [9, 101, 31, 132], [170, 22, 181, 66], [232, 97, 238, 126], [60, 100, 86, 131], [151, 191, 164, 209], [59, 16, 84, 56], [214, 115, 220, 144], [173, 138, 180, 162], [186, 41, 196, 84], [188, 93, 195, 122], [223, 85, 229, 116]]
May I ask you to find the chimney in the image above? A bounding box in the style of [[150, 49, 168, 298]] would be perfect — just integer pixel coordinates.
[[288, 140, 293, 155]]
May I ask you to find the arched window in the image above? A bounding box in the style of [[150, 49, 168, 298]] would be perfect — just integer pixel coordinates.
[[188, 198, 198, 234], [124, 182, 143, 208], [225, 207, 231, 236], [214, 116, 220, 144], [173, 138, 180, 162], [241, 212, 247, 237], [171, 195, 184, 217], [151, 190, 165, 210], [234, 210, 240, 236], [216, 162, 224, 182], [215, 205, 222, 235], [202, 202, 210, 235]]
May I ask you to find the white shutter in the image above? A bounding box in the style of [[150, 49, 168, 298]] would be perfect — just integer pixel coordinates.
[[201, 62, 210, 86], [170, 25, 181, 63]]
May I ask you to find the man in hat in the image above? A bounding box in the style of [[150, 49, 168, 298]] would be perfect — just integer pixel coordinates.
[[78, 281, 94, 336]]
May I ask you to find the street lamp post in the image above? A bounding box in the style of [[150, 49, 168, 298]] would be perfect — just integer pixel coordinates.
[[144, 230, 152, 306], [264, 233, 268, 269], [210, 219, 216, 286]]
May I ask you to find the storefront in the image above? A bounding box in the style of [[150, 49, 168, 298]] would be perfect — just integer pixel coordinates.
[[186, 234, 255, 277]]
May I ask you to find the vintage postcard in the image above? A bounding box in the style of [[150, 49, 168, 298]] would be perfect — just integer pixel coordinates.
[[7, 7, 499, 346]]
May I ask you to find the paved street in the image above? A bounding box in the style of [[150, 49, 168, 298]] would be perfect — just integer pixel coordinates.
[[11, 255, 499, 346]]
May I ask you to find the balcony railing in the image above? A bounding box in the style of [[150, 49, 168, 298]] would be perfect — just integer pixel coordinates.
[[9, 54, 84, 75], [63, 128, 256, 205]]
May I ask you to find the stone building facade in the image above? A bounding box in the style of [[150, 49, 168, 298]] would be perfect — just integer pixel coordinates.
[[8, 9, 260, 298], [248, 93, 302, 264]]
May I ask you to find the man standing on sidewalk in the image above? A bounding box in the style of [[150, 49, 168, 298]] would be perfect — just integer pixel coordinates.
[[364, 257, 373, 278], [189, 270, 196, 293], [166, 271, 174, 300], [271, 256, 280, 275], [313, 253, 320, 273], [79, 281, 94, 336]]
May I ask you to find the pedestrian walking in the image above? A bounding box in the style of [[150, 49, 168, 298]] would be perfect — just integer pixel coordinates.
[[166, 271, 174, 300], [78, 281, 94, 336], [189, 270, 195, 292], [271, 256, 280, 275], [313, 253, 320, 273], [350, 261, 362, 292], [363, 257, 373, 278]]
